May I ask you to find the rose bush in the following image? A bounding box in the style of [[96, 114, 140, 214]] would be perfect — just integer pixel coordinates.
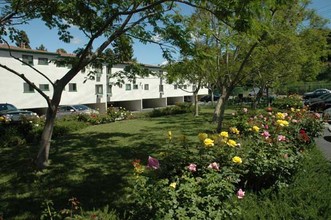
[[126, 106, 323, 219]]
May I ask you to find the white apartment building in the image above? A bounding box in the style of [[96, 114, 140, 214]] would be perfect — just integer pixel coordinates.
[[0, 44, 208, 115]]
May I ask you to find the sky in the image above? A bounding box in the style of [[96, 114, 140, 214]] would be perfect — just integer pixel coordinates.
[[11, 0, 331, 66]]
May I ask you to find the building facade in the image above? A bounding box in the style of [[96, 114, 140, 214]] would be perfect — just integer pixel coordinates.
[[0, 44, 208, 115]]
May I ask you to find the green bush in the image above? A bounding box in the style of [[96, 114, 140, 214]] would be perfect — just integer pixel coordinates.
[[149, 102, 194, 117], [272, 95, 303, 109], [125, 105, 323, 219]]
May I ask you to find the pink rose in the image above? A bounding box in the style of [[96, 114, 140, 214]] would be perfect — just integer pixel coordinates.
[[187, 163, 197, 172], [237, 189, 245, 199], [207, 162, 220, 171], [147, 156, 160, 170]]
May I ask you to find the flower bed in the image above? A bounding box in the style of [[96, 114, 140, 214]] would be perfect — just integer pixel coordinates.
[[126, 107, 323, 219]]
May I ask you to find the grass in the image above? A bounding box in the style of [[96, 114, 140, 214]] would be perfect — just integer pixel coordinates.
[[0, 108, 224, 219], [1, 107, 330, 219]]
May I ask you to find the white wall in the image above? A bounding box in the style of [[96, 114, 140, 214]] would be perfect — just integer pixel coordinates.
[[0, 47, 208, 112]]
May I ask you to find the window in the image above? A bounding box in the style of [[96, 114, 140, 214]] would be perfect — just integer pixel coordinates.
[[23, 83, 34, 93], [22, 55, 33, 65], [125, 84, 131, 91], [95, 85, 103, 95], [69, 83, 77, 92], [107, 84, 112, 95], [174, 85, 178, 90], [118, 84, 123, 88], [96, 73, 102, 82], [38, 58, 48, 65], [159, 85, 164, 93], [183, 85, 187, 90], [144, 84, 149, 90], [133, 84, 138, 90], [39, 84, 49, 91]]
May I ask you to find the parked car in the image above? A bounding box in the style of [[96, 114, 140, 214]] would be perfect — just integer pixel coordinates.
[[304, 93, 331, 106], [303, 88, 331, 100], [199, 95, 220, 102], [57, 104, 99, 118], [308, 96, 331, 112], [0, 103, 39, 123]]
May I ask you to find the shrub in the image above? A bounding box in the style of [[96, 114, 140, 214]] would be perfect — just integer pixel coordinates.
[[149, 102, 194, 117], [272, 95, 303, 109], [126, 105, 323, 219]]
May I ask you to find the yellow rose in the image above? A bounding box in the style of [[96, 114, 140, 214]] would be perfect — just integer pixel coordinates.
[[252, 126, 260, 132], [204, 138, 214, 148], [227, 139, 237, 147], [277, 120, 289, 127], [276, 112, 285, 119], [290, 107, 295, 112], [170, 182, 177, 189], [232, 156, 242, 164], [220, 131, 229, 138], [230, 127, 240, 134], [198, 133, 208, 141]]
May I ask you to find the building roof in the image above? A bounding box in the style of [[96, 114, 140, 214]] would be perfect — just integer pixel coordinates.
[[0, 44, 75, 57]]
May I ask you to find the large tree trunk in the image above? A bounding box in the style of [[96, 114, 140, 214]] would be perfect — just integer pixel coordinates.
[[213, 86, 232, 132], [212, 98, 222, 122], [35, 106, 57, 169], [35, 86, 63, 169]]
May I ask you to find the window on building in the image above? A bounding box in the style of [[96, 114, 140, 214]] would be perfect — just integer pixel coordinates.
[[107, 84, 112, 95], [159, 85, 164, 92], [38, 58, 48, 65], [22, 55, 33, 65], [133, 84, 138, 90], [144, 84, 149, 90], [69, 83, 77, 92], [125, 84, 132, 91], [95, 84, 103, 94], [174, 85, 178, 90], [96, 73, 101, 82], [118, 84, 123, 88], [183, 85, 187, 90], [23, 83, 35, 93], [39, 84, 50, 91]]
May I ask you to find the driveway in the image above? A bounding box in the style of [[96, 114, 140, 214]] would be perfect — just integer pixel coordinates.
[[315, 123, 331, 161]]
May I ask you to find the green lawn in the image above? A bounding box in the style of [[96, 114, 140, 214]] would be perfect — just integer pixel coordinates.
[[1, 107, 330, 219], [0, 108, 231, 219]]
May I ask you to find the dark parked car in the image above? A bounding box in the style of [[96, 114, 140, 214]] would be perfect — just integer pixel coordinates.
[[308, 96, 331, 112], [0, 103, 39, 123], [304, 93, 331, 106], [199, 95, 220, 102], [57, 104, 99, 118], [303, 89, 331, 100]]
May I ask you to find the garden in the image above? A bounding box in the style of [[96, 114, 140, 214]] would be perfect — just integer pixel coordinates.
[[0, 98, 331, 219]]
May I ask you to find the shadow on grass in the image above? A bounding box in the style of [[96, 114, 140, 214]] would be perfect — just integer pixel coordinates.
[[0, 110, 224, 218]]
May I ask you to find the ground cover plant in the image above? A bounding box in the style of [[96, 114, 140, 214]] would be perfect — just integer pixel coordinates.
[[0, 104, 329, 219]]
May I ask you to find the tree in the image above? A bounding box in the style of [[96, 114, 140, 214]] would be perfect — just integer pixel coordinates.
[[36, 44, 47, 51], [56, 48, 68, 54], [182, 0, 329, 132], [0, 0, 208, 169], [13, 30, 30, 48]]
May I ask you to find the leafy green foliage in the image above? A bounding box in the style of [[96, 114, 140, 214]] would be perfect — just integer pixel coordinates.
[[272, 95, 303, 109], [149, 102, 194, 117]]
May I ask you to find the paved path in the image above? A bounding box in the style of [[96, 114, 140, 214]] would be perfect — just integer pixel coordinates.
[[315, 123, 331, 161]]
